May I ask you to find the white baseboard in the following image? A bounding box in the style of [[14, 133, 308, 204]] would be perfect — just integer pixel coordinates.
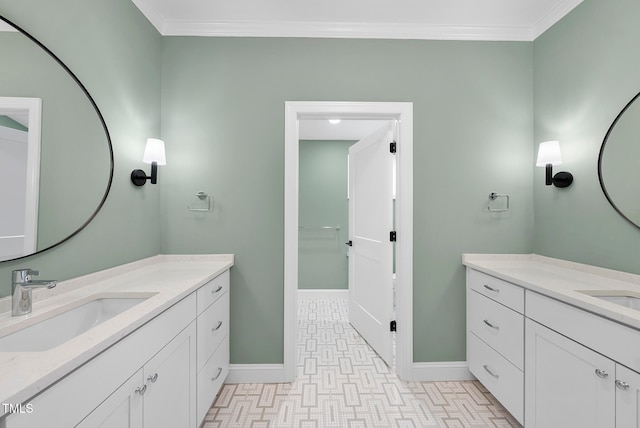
[[408, 362, 475, 381], [226, 364, 290, 384], [297, 289, 349, 299]]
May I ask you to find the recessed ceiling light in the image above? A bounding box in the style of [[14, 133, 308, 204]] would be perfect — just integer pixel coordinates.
[[329, 119, 341, 124]]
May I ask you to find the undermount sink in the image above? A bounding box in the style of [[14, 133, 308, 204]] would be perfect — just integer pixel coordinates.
[[578, 290, 640, 311], [0, 293, 155, 352]]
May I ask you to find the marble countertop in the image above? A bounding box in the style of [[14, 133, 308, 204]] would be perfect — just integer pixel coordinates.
[[463, 253, 640, 330], [0, 254, 233, 415]]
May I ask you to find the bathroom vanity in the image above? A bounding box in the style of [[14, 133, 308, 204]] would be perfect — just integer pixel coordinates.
[[464, 254, 640, 428], [0, 254, 233, 428]]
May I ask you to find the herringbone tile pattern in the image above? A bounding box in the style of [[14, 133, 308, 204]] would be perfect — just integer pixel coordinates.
[[203, 298, 522, 427]]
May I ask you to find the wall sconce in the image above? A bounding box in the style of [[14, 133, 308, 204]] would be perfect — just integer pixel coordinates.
[[536, 140, 573, 188], [131, 138, 166, 186]]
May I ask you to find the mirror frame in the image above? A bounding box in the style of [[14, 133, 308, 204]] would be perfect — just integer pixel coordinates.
[[597, 91, 640, 231], [0, 15, 114, 262]]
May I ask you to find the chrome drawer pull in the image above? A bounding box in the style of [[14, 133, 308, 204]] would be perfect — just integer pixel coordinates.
[[483, 284, 500, 293], [595, 369, 609, 379], [483, 365, 499, 379], [211, 321, 223, 333], [211, 285, 223, 295], [147, 373, 159, 383], [211, 367, 223, 381], [616, 380, 630, 390], [483, 320, 499, 330], [135, 385, 147, 395]]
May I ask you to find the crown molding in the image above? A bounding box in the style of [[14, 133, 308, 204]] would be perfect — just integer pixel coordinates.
[[162, 20, 535, 41], [532, 0, 584, 39], [132, 0, 584, 42], [130, 0, 166, 33]]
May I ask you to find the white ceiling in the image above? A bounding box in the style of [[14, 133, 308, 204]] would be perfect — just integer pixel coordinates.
[[131, 0, 583, 41]]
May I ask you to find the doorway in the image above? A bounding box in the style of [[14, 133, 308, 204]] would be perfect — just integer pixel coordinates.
[[284, 101, 414, 381]]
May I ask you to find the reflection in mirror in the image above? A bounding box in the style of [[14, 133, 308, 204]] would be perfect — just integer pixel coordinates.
[[598, 91, 640, 230], [0, 16, 113, 262], [0, 97, 41, 259]]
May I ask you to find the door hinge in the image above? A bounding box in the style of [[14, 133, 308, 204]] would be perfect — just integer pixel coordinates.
[[390, 320, 397, 332], [390, 231, 397, 242], [390, 141, 397, 153]]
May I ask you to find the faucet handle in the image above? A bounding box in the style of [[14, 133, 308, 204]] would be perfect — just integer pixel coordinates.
[[11, 269, 39, 283]]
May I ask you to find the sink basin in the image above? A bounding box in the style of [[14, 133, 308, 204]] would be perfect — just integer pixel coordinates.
[[595, 295, 640, 310], [578, 290, 640, 311], [0, 294, 154, 352]]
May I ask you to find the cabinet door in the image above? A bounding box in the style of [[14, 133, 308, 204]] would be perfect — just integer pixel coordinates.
[[143, 322, 197, 428], [75, 370, 143, 428], [616, 364, 640, 428], [525, 319, 615, 428]]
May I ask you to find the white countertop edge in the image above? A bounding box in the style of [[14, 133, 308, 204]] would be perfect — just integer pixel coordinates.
[[0, 254, 235, 313], [463, 253, 640, 286], [0, 254, 234, 414], [462, 253, 640, 331]]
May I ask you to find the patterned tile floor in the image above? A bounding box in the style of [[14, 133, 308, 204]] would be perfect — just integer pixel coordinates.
[[203, 298, 522, 427]]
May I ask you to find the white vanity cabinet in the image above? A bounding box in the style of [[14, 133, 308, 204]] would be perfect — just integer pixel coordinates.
[[195, 270, 230, 423], [525, 290, 640, 428], [2, 267, 231, 428], [464, 256, 640, 428], [77, 322, 197, 428], [525, 318, 616, 428], [526, 318, 640, 428], [466, 269, 524, 424]]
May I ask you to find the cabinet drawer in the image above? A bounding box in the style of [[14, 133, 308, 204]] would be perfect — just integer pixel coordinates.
[[197, 291, 230, 371], [468, 333, 523, 425], [197, 270, 230, 315], [467, 269, 524, 313], [197, 337, 229, 425], [468, 290, 524, 369]]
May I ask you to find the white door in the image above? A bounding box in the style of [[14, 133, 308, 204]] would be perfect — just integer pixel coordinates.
[[348, 122, 395, 366]]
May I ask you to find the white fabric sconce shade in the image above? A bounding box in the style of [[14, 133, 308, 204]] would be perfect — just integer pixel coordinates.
[[142, 138, 166, 165], [131, 138, 166, 186], [536, 140, 573, 187], [536, 140, 563, 166]]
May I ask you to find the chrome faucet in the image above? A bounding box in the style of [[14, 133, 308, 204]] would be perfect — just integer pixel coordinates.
[[11, 269, 57, 316]]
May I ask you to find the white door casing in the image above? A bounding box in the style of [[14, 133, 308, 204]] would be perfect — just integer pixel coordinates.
[[284, 101, 413, 381], [348, 122, 395, 366]]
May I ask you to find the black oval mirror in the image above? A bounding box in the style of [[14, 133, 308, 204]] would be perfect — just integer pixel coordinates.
[[0, 15, 113, 262], [598, 91, 640, 230]]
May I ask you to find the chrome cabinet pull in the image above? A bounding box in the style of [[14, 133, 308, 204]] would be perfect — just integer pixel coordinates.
[[483, 284, 500, 293], [211, 367, 223, 381], [483, 365, 499, 379], [616, 380, 630, 390], [595, 369, 609, 379], [147, 373, 159, 383], [483, 320, 499, 330], [135, 385, 147, 395], [211, 321, 223, 333], [211, 285, 223, 295]]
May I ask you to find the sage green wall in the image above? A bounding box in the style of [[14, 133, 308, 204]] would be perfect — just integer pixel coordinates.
[[0, 0, 162, 295], [160, 38, 534, 363], [298, 140, 353, 290], [533, 0, 640, 273]]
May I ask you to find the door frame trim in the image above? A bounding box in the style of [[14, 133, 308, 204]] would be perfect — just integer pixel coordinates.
[[284, 101, 414, 381]]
